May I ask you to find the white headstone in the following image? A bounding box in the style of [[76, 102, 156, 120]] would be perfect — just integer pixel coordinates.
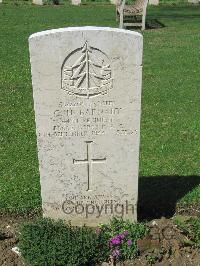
[[33, 0, 43, 5], [29, 27, 143, 227], [188, 0, 199, 3], [71, 0, 81, 5], [0, 0, 2, 3], [148, 0, 159, 5]]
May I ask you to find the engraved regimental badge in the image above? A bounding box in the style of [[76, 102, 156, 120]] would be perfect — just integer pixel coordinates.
[[61, 41, 113, 99]]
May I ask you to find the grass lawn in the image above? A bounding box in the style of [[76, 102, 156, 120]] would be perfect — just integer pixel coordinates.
[[0, 2, 199, 216]]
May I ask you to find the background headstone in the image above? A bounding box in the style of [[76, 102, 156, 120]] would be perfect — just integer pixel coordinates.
[[33, 0, 43, 5], [29, 27, 143, 226], [71, 0, 81, 5], [0, 0, 2, 3], [188, 0, 199, 3], [110, 0, 119, 5], [148, 0, 159, 5]]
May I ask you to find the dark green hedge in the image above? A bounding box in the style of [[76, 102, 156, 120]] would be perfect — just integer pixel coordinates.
[[19, 218, 105, 266]]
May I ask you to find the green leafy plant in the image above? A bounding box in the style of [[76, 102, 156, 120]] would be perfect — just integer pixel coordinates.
[[146, 255, 156, 265], [19, 217, 148, 265], [173, 215, 200, 247], [190, 216, 200, 247], [173, 215, 190, 234], [97, 218, 148, 262], [19, 218, 101, 266]]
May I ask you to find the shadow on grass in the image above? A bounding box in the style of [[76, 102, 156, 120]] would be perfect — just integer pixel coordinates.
[[146, 19, 165, 29], [125, 19, 165, 30], [148, 14, 200, 20], [138, 175, 200, 221]]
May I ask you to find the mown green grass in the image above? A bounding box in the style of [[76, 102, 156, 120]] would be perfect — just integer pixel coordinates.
[[142, 6, 200, 174], [0, 3, 199, 214]]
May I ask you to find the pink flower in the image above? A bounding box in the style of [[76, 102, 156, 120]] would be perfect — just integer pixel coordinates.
[[119, 233, 125, 239], [123, 230, 129, 236], [127, 239, 132, 246], [112, 249, 120, 257], [109, 236, 121, 246]]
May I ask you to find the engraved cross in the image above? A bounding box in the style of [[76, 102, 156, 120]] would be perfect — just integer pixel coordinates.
[[73, 141, 106, 191]]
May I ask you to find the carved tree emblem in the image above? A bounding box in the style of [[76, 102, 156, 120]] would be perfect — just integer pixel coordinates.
[[61, 41, 113, 98]]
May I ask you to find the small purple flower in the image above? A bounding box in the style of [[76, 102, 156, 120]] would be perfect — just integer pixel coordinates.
[[112, 249, 120, 257], [123, 230, 129, 236], [119, 233, 125, 240], [127, 239, 132, 246], [110, 236, 121, 245]]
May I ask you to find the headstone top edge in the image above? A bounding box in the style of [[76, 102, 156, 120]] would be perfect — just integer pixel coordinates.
[[29, 26, 143, 41]]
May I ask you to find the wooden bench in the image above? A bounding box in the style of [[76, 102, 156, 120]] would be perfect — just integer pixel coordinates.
[[116, 0, 148, 30]]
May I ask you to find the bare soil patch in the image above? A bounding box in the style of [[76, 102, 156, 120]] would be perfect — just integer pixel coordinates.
[[0, 213, 39, 266], [101, 217, 200, 266]]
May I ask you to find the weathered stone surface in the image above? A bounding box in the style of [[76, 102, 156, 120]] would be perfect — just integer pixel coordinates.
[[29, 27, 143, 226], [32, 0, 43, 5]]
